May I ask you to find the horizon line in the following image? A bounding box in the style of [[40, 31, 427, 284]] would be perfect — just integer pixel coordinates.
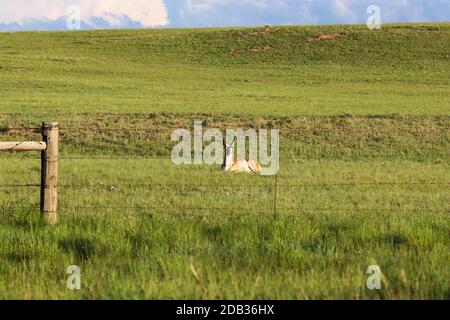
[[1, 21, 449, 34]]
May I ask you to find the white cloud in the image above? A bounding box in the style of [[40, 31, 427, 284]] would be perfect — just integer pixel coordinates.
[[0, 0, 169, 27], [332, 0, 358, 23], [186, 0, 269, 13]]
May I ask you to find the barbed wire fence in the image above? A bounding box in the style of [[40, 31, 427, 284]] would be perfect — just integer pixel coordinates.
[[0, 125, 449, 217]]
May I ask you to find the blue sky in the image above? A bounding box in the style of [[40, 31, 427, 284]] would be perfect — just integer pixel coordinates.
[[0, 0, 448, 31]]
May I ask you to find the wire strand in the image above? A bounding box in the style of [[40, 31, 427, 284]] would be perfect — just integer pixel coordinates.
[[1, 182, 449, 189]]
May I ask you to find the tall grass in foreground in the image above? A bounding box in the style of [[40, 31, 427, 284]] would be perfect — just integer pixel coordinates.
[[0, 208, 448, 299]]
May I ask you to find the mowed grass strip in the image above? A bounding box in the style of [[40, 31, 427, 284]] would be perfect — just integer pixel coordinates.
[[0, 23, 449, 115], [0, 113, 449, 159]]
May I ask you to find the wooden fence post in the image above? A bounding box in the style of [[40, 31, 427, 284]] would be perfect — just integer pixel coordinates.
[[40, 122, 59, 224]]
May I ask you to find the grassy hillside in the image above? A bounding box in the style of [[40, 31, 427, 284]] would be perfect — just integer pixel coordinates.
[[0, 24, 449, 299], [0, 23, 449, 115]]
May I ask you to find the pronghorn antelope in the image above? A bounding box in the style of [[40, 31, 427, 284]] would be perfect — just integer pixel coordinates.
[[221, 138, 261, 174]]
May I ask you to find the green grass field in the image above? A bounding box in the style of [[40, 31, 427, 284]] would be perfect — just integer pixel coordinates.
[[0, 23, 449, 299]]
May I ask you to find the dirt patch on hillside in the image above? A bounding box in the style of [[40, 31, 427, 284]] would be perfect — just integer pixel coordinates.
[[229, 46, 273, 56], [247, 26, 281, 37], [247, 46, 273, 52], [307, 33, 345, 41], [389, 25, 440, 31], [1, 66, 33, 73]]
